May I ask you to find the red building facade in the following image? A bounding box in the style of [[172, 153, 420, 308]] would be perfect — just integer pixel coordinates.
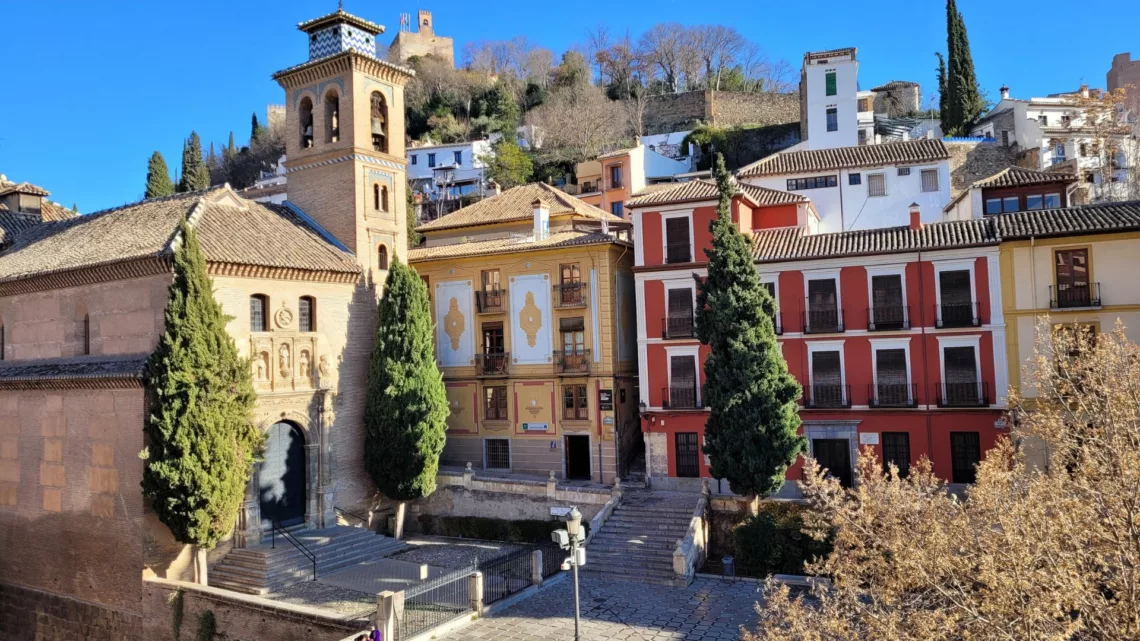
[[629, 182, 1009, 495]]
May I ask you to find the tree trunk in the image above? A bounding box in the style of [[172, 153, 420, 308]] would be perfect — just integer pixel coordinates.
[[394, 501, 407, 540], [193, 546, 208, 586]]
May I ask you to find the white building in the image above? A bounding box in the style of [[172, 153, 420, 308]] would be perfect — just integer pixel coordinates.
[[238, 155, 288, 205], [737, 138, 952, 234], [800, 48, 860, 150], [406, 140, 494, 199]]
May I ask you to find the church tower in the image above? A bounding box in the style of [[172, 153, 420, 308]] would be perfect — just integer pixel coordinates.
[[273, 8, 412, 285]]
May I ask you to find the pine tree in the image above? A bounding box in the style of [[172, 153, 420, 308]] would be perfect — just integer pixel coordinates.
[[145, 151, 175, 199], [695, 154, 804, 497], [179, 132, 211, 192], [142, 220, 261, 584], [942, 0, 984, 135], [363, 258, 447, 538]]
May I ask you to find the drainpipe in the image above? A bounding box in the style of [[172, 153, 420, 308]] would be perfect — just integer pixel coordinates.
[[917, 251, 934, 461], [838, 169, 847, 231]]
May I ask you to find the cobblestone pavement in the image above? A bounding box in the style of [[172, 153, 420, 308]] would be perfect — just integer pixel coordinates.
[[450, 576, 764, 641]]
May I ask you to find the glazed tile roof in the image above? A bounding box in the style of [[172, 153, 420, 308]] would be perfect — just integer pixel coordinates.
[[272, 48, 413, 81], [297, 9, 384, 34], [0, 354, 149, 387], [416, 183, 622, 233], [409, 230, 626, 262], [626, 179, 808, 208], [737, 139, 949, 177], [0, 187, 359, 284]]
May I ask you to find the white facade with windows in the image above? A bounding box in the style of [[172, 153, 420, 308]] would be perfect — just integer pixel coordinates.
[[406, 139, 493, 198], [802, 49, 860, 150]]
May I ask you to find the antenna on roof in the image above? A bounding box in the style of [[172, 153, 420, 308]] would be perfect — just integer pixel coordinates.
[[337, 0, 343, 10]]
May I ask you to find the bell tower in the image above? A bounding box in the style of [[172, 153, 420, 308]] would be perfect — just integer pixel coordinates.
[[273, 8, 412, 284]]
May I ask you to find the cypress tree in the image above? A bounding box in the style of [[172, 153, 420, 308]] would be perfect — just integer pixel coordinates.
[[943, 0, 984, 135], [250, 113, 268, 146], [363, 258, 447, 538], [179, 131, 211, 192], [695, 154, 804, 497], [145, 151, 175, 199], [935, 52, 948, 120], [226, 132, 237, 159], [142, 220, 261, 584]]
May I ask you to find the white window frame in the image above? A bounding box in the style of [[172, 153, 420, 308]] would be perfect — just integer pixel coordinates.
[[758, 273, 780, 311], [870, 338, 913, 405], [663, 279, 698, 335], [919, 167, 940, 193], [803, 269, 842, 331], [806, 340, 847, 406], [867, 172, 887, 197], [483, 437, 512, 470], [661, 211, 695, 265], [936, 334, 983, 390], [865, 265, 908, 329], [932, 259, 978, 322], [665, 344, 702, 407]]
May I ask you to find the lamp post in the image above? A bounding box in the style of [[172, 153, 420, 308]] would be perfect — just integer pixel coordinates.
[[553, 506, 584, 641]]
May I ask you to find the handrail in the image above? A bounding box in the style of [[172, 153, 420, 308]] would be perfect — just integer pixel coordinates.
[[335, 506, 369, 529], [271, 521, 317, 581]]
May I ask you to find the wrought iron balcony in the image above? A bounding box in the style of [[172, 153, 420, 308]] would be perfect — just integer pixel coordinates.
[[936, 381, 989, 407], [867, 305, 910, 331], [554, 282, 587, 308], [868, 383, 917, 408], [475, 352, 510, 377], [804, 383, 851, 409], [476, 289, 506, 313], [662, 385, 702, 410], [1050, 283, 1101, 309], [554, 349, 591, 375], [935, 302, 981, 328], [662, 314, 695, 339], [803, 306, 845, 334]]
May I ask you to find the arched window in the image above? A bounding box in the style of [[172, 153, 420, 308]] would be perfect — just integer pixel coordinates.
[[298, 296, 316, 332], [373, 184, 381, 211], [378, 245, 389, 270], [324, 90, 340, 143], [250, 295, 269, 331], [381, 185, 389, 212], [299, 97, 314, 149], [370, 91, 388, 153]]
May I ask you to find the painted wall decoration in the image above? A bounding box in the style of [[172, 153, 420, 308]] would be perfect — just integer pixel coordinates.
[[509, 274, 553, 364], [445, 382, 478, 434], [514, 381, 555, 435], [436, 280, 474, 367]]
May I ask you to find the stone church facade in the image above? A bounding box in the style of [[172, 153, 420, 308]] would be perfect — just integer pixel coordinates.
[[0, 9, 411, 639]]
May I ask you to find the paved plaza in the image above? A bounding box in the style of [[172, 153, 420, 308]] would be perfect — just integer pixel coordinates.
[[451, 576, 764, 641]]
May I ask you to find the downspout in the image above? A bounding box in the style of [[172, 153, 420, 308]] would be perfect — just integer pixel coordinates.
[[838, 168, 847, 231], [917, 250, 934, 459]]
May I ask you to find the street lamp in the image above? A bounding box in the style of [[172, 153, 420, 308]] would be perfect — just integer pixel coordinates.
[[553, 506, 585, 641]]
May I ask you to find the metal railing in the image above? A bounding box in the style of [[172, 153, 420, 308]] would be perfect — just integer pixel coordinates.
[[804, 383, 851, 409], [554, 282, 588, 308], [665, 244, 693, 264], [554, 349, 591, 375], [538, 542, 567, 578], [935, 301, 981, 328], [867, 305, 910, 331], [663, 385, 702, 410], [868, 383, 917, 408], [270, 522, 317, 581], [478, 547, 532, 606], [803, 306, 844, 334], [397, 565, 473, 641], [476, 289, 506, 313], [475, 352, 510, 377], [1050, 283, 1101, 309], [662, 314, 694, 339], [936, 381, 990, 407], [334, 506, 369, 529]]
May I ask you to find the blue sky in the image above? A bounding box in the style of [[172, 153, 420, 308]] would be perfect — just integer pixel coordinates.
[[0, 0, 1134, 213]]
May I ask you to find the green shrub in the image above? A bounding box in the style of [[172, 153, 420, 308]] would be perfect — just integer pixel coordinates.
[[417, 515, 589, 543], [732, 506, 831, 576]]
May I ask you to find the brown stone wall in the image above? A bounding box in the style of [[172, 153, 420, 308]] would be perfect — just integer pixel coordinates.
[[0, 582, 143, 641], [642, 90, 799, 135], [946, 141, 1019, 196]]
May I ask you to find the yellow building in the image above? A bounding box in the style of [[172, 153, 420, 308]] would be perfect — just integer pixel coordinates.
[[997, 202, 1140, 400], [408, 183, 638, 483]]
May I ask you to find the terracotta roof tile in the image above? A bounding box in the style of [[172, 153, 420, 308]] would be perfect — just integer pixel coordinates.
[[626, 179, 808, 208], [737, 139, 949, 177], [975, 166, 1076, 189], [409, 230, 626, 262], [416, 183, 622, 232], [752, 218, 997, 263], [0, 181, 50, 197], [0, 354, 148, 387], [991, 201, 1140, 239]]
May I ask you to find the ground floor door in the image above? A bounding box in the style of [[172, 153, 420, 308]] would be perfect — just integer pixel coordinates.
[[259, 421, 306, 529], [812, 438, 853, 488], [675, 432, 700, 478], [565, 435, 592, 480]]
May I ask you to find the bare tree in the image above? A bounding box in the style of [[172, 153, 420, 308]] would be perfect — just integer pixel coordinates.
[[525, 84, 630, 163], [622, 86, 651, 137], [585, 24, 611, 83], [524, 46, 554, 88], [1062, 87, 1140, 203], [639, 23, 687, 93], [690, 25, 746, 91]]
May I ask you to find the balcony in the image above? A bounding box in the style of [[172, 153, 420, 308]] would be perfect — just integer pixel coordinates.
[[868, 383, 917, 408], [1050, 283, 1101, 309], [662, 385, 702, 410], [476, 289, 506, 313], [475, 352, 510, 377], [662, 314, 695, 339], [935, 302, 981, 329], [936, 381, 990, 408], [554, 349, 591, 375], [867, 305, 910, 332], [804, 383, 851, 409], [803, 306, 845, 334], [581, 180, 600, 194], [554, 282, 588, 308]]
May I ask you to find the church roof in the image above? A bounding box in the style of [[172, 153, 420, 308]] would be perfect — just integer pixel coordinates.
[[297, 9, 384, 35], [0, 187, 360, 286], [409, 230, 627, 262], [415, 183, 623, 233]]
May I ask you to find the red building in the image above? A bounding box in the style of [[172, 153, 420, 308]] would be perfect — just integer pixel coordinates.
[[628, 180, 1009, 495]]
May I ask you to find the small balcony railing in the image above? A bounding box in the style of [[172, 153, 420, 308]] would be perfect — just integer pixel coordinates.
[[935, 302, 981, 328], [803, 306, 844, 334], [580, 180, 600, 194], [936, 381, 989, 407], [554, 349, 591, 375], [1050, 283, 1101, 309], [662, 385, 702, 410], [869, 383, 917, 408], [554, 282, 587, 308], [475, 352, 510, 377], [804, 383, 851, 409], [867, 305, 910, 331], [662, 314, 694, 339], [476, 289, 506, 313]]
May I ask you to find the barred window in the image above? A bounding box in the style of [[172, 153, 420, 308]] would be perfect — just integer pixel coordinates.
[[921, 169, 939, 192], [897, 167, 911, 176], [485, 439, 510, 469], [298, 296, 315, 332], [868, 174, 886, 197]]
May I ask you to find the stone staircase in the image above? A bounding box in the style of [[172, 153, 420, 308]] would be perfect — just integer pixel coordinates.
[[211, 525, 407, 595], [582, 491, 699, 586]]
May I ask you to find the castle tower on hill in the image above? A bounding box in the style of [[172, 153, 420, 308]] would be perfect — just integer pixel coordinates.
[[273, 8, 413, 285]]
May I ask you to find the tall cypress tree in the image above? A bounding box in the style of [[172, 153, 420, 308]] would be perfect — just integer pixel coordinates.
[[142, 220, 261, 584], [145, 151, 175, 199], [251, 113, 267, 146], [943, 0, 984, 135], [363, 258, 447, 538], [935, 52, 948, 120], [179, 131, 211, 192], [695, 155, 804, 497]]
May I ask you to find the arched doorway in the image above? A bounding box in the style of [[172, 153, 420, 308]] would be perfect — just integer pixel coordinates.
[[259, 421, 307, 529]]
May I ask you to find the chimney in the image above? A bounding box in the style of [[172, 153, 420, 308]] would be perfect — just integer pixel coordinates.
[[1000, 85, 1010, 100], [601, 215, 610, 237], [1080, 84, 1090, 98], [908, 202, 922, 230], [532, 198, 550, 240]]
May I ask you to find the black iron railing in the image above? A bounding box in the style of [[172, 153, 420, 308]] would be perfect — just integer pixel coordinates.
[[1050, 283, 1101, 309], [804, 383, 851, 409], [270, 522, 317, 581], [476, 289, 506, 313], [803, 306, 844, 334], [868, 383, 917, 408], [662, 314, 694, 339], [663, 385, 702, 409], [936, 301, 981, 328], [539, 542, 567, 578], [554, 349, 590, 375], [475, 352, 510, 377], [334, 506, 369, 529], [478, 547, 533, 606], [397, 565, 473, 641], [554, 282, 587, 308], [936, 381, 990, 407], [868, 305, 910, 331]]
